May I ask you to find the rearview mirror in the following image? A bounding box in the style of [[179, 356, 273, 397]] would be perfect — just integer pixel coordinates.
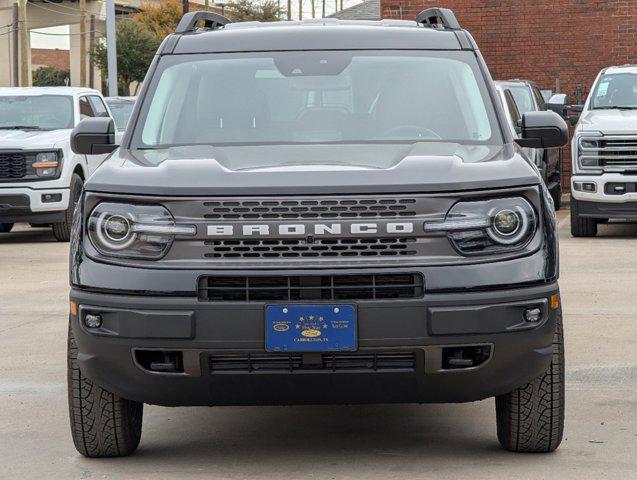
[[70, 117, 118, 155], [515, 111, 569, 149]]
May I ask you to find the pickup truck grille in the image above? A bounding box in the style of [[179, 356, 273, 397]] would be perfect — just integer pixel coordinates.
[[209, 351, 418, 373], [0, 152, 27, 179], [198, 273, 424, 302], [580, 136, 637, 170]]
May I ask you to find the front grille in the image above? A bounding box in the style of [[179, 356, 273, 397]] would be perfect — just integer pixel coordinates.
[[198, 273, 424, 302], [0, 152, 27, 179], [202, 197, 418, 220], [580, 136, 637, 170], [209, 351, 418, 373], [203, 237, 418, 259]]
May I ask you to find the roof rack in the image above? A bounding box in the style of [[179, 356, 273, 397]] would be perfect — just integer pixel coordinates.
[[415, 8, 461, 31], [175, 11, 231, 34]]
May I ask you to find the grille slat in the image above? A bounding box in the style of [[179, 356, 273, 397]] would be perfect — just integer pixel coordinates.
[[203, 197, 417, 220], [0, 152, 28, 180], [209, 351, 417, 373], [198, 273, 424, 302], [580, 136, 637, 170], [203, 237, 418, 259]]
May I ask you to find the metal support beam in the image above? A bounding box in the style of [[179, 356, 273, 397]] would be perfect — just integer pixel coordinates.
[[105, 0, 118, 96], [18, 0, 29, 86], [79, 0, 87, 87], [12, 3, 19, 87]]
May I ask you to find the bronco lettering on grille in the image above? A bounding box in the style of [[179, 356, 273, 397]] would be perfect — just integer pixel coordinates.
[[206, 222, 415, 238]]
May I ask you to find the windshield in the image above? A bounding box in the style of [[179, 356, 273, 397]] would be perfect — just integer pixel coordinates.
[[591, 73, 637, 109], [0, 95, 74, 130], [107, 100, 135, 131], [135, 50, 500, 149]]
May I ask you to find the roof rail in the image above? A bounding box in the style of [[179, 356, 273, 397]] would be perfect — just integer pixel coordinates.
[[415, 8, 461, 31], [175, 11, 231, 34]]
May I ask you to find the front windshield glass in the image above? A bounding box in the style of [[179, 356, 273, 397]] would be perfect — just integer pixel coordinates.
[[0, 95, 74, 130], [136, 50, 500, 148], [591, 73, 637, 109], [107, 100, 135, 131]]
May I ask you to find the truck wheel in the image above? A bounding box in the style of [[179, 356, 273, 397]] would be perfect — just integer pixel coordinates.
[[570, 196, 597, 237], [0, 223, 14, 233], [53, 174, 83, 242], [68, 319, 143, 457], [495, 311, 564, 453]]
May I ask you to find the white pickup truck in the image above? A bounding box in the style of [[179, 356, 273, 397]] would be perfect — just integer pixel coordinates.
[[554, 65, 637, 236], [0, 87, 115, 240]]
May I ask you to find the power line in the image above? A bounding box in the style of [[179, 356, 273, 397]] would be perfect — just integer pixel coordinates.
[[31, 29, 104, 36]]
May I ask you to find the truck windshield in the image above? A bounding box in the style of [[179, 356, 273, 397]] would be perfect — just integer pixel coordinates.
[[591, 73, 637, 110], [135, 50, 501, 148], [0, 95, 74, 130], [107, 99, 135, 131]]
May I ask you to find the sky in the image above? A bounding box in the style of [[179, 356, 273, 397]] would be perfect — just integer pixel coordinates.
[[31, 26, 70, 50], [27, 0, 366, 51]]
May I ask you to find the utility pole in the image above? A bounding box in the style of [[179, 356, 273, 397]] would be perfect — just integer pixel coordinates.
[[89, 15, 95, 89], [18, 0, 28, 86], [12, 3, 19, 87], [298, 0, 302, 20], [321, 0, 325, 18], [311, 0, 315, 18], [105, 0, 118, 96], [340, 0, 343, 12], [79, 0, 86, 87], [287, 0, 291, 20]]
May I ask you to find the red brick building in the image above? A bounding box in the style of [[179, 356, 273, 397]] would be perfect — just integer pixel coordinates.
[[381, 0, 637, 189]]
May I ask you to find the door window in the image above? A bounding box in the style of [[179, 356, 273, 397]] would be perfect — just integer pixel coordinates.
[[79, 96, 95, 119]]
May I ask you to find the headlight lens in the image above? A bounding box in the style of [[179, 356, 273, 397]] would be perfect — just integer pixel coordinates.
[[88, 202, 196, 259], [425, 197, 536, 255], [32, 151, 61, 178]]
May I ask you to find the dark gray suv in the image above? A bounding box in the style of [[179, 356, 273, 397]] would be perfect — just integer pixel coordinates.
[[67, 9, 569, 457]]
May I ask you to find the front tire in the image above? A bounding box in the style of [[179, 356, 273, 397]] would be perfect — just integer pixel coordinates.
[[0, 223, 14, 233], [495, 311, 565, 453], [53, 174, 83, 242], [570, 196, 597, 237], [68, 319, 143, 457]]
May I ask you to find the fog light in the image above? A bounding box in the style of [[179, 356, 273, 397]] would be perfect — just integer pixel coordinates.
[[41, 193, 62, 203], [524, 307, 542, 323], [84, 314, 102, 328], [573, 182, 596, 193]]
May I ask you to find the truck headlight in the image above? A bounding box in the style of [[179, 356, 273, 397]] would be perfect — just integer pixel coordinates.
[[32, 151, 62, 178], [574, 131, 603, 174], [425, 197, 536, 255], [87, 202, 196, 259]]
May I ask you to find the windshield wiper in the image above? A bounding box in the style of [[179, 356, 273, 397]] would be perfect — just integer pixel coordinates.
[[592, 106, 637, 110], [0, 125, 45, 130]]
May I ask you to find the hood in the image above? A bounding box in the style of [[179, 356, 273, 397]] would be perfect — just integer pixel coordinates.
[[0, 129, 71, 149], [86, 142, 540, 196], [577, 109, 637, 135]]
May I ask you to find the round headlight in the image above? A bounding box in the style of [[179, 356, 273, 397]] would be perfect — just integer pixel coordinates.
[[103, 215, 131, 242], [493, 209, 521, 236]]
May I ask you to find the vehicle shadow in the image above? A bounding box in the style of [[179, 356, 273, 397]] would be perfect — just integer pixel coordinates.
[[0, 224, 57, 243], [101, 403, 512, 469], [597, 221, 637, 237]]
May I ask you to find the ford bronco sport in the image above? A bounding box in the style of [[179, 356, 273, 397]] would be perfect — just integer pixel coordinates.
[[562, 65, 637, 236], [0, 87, 114, 240], [67, 9, 569, 457]]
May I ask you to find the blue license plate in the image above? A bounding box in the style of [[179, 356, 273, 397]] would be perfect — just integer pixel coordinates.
[[265, 305, 357, 352]]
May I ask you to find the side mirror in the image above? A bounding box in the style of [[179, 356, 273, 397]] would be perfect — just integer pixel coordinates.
[[548, 93, 582, 126], [70, 117, 118, 155], [515, 111, 569, 149]]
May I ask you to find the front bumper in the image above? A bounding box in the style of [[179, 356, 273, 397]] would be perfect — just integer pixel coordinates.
[[572, 173, 637, 202], [0, 187, 69, 223], [70, 282, 560, 407]]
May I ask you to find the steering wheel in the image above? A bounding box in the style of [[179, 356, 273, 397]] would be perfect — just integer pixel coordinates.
[[380, 125, 442, 140]]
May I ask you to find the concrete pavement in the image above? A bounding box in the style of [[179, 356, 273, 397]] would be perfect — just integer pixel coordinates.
[[0, 212, 635, 479]]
